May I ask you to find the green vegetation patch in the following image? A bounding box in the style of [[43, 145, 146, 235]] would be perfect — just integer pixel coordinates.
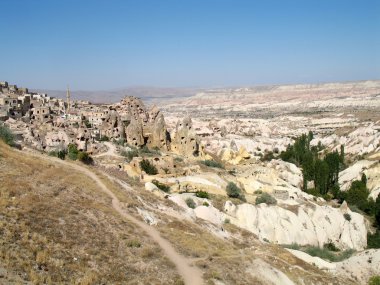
[[0, 123, 15, 146], [282, 243, 355, 262], [202, 159, 224, 169], [185, 197, 196, 209], [226, 182, 246, 201], [195, 191, 209, 199], [139, 159, 158, 175], [255, 192, 277, 205], [152, 179, 170, 193]]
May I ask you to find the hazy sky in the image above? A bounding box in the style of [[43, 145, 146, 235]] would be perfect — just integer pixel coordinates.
[[1, 0, 379, 90]]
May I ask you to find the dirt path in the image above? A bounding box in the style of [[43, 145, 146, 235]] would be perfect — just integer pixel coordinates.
[[29, 151, 204, 285], [92, 142, 124, 158]]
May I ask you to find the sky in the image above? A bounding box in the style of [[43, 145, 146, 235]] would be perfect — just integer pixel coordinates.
[[1, 0, 379, 90]]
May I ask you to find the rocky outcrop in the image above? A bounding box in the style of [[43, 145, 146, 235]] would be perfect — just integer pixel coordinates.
[[287, 248, 380, 284], [76, 127, 91, 151], [129, 156, 178, 175], [270, 160, 303, 188], [125, 118, 144, 147], [338, 160, 380, 200], [236, 162, 303, 195], [335, 249, 380, 284], [366, 163, 380, 200], [44, 130, 71, 151], [224, 200, 367, 250], [219, 146, 251, 165], [110, 97, 170, 150], [171, 116, 200, 157], [115, 96, 148, 122], [339, 160, 377, 191], [146, 113, 169, 150]]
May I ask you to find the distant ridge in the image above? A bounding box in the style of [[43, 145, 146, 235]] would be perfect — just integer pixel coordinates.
[[32, 79, 380, 105], [31, 86, 199, 105]]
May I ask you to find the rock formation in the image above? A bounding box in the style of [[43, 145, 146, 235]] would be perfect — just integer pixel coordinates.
[[171, 116, 200, 157], [125, 118, 144, 147], [224, 200, 367, 250], [111, 96, 170, 150]]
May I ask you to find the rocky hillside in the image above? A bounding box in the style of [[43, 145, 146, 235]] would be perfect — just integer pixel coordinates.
[[0, 141, 368, 285], [0, 142, 182, 284]]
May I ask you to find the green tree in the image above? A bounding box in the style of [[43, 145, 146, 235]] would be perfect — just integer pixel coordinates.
[[78, 151, 93, 165], [57, 150, 66, 160], [368, 275, 380, 285], [314, 159, 329, 195], [375, 195, 380, 226], [345, 180, 370, 212], [302, 151, 315, 191], [0, 124, 15, 146], [67, 143, 79, 160], [139, 159, 158, 175], [324, 151, 340, 189], [361, 173, 367, 185], [340, 145, 345, 164], [280, 132, 348, 196]]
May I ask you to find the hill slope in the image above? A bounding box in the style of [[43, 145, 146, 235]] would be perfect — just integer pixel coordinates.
[[0, 142, 359, 284], [0, 142, 183, 284]]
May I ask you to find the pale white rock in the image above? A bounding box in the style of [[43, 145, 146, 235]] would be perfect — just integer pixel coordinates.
[[271, 159, 303, 188], [144, 182, 167, 198], [169, 194, 192, 210], [286, 249, 336, 271], [369, 187, 380, 200], [168, 194, 225, 225], [339, 160, 377, 191], [165, 174, 224, 189], [224, 201, 367, 250], [365, 163, 380, 200], [246, 259, 295, 285], [194, 205, 224, 226], [335, 249, 380, 284], [164, 173, 227, 195], [136, 208, 158, 226], [345, 125, 380, 155], [145, 182, 159, 191]]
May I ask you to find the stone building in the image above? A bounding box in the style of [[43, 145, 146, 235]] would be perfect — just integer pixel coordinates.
[[30, 106, 52, 122]]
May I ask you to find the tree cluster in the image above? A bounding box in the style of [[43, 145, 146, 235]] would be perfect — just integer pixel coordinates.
[[280, 131, 343, 196], [281, 134, 380, 248], [50, 143, 93, 164]]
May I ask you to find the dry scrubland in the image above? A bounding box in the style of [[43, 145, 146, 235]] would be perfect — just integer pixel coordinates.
[[0, 142, 182, 284], [0, 142, 357, 285], [92, 165, 355, 284]]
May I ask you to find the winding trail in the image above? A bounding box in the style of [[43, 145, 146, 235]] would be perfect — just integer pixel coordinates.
[[28, 150, 204, 285], [92, 142, 124, 158]]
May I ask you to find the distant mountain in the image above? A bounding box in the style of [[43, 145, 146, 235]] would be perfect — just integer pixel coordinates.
[[31, 87, 199, 105]]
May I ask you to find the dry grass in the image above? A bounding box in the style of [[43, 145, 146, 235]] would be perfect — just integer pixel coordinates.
[[0, 142, 357, 285], [156, 216, 354, 285], [0, 142, 182, 284]]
